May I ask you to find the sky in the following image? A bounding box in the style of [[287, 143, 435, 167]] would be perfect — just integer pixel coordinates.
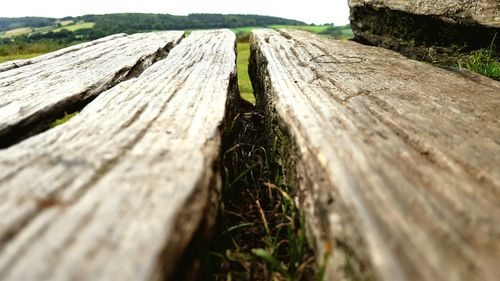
[[0, 0, 351, 25]]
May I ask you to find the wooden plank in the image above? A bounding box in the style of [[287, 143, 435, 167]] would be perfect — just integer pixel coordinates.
[[0, 31, 184, 147], [348, 0, 500, 64], [348, 0, 500, 27], [0, 29, 236, 280], [249, 29, 500, 281], [0, 34, 128, 73]]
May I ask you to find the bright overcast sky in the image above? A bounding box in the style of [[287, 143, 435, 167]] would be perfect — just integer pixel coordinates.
[[1, 0, 350, 25]]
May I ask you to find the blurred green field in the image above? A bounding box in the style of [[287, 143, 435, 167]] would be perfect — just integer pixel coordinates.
[[0, 21, 95, 38], [0, 27, 31, 38], [269, 24, 331, 33], [0, 53, 43, 63], [237, 43, 255, 104], [52, 22, 95, 32]]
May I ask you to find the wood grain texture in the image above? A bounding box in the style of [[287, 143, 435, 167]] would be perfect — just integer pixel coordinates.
[[0, 31, 184, 146], [250, 29, 500, 281], [0, 29, 236, 281], [0, 34, 128, 73], [348, 0, 500, 27]]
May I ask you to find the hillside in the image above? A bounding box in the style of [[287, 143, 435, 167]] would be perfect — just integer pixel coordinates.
[[0, 17, 56, 32], [0, 13, 305, 36]]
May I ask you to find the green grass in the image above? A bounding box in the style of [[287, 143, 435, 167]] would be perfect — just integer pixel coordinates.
[[237, 43, 255, 104], [0, 41, 71, 60], [269, 25, 331, 33], [231, 26, 260, 38], [52, 22, 95, 33], [50, 112, 79, 128], [457, 49, 500, 80], [0, 53, 44, 63], [208, 111, 318, 280]]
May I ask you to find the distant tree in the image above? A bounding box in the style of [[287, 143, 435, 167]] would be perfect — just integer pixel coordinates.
[[320, 26, 342, 36]]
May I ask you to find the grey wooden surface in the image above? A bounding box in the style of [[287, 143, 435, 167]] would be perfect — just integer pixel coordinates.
[[0, 31, 183, 145], [348, 0, 500, 27], [0, 34, 127, 73], [250, 29, 500, 281], [0, 29, 236, 281]]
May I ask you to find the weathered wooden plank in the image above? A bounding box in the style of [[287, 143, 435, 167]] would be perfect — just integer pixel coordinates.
[[0, 31, 184, 147], [250, 29, 500, 281], [349, 0, 500, 27], [348, 0, 500, 63], [0, 29, 236, 280], [0, 34, 128, 73]]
